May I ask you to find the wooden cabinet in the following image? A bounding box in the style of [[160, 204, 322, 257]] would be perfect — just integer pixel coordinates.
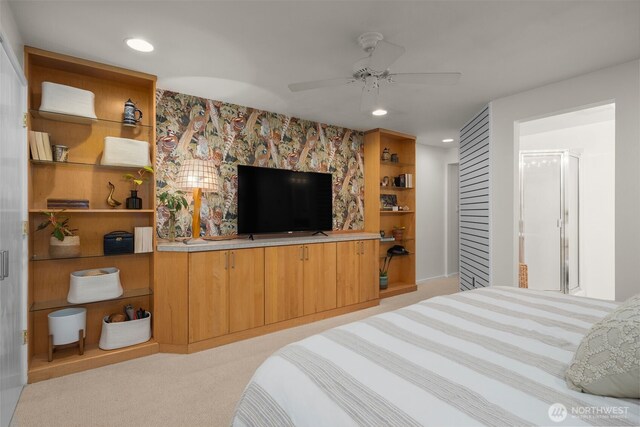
[[266, 243, 338, 324], [265, 245, 305, 324], [303, 243, 337, 315], [337, 240, 379, 307], [189, 248, 264, 342]]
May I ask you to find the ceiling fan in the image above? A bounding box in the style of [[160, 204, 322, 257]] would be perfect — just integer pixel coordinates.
[[288, 32, 461, 116]]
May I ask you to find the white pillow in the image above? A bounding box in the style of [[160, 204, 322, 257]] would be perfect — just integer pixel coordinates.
[[565, 294, 640, 398]]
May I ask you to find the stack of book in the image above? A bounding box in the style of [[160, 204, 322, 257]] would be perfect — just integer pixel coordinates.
[[47, 199, 89, 209], [396, 173, 413, 188], [28, 131, 53, 161]]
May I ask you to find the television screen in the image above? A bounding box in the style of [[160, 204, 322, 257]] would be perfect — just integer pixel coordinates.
[[237, 165, 333, 235]]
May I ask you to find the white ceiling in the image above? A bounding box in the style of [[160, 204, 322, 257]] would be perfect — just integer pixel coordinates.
[[9, 1, 640, 146]]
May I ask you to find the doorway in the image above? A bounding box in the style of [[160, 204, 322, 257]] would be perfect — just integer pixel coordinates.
[[517, 103, 615, 299]]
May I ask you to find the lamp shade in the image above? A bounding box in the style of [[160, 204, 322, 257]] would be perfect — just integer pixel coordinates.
[[175, 159, 218, 192]]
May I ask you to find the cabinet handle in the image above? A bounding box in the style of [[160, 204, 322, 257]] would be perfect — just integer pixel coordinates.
[[0, 251, 5, 280], [305, 246, 309, 260], [1, 251, 7, 279], [300, 246, 304, 260], [224, 252, 229, 270], [231, 251, 235, 269]]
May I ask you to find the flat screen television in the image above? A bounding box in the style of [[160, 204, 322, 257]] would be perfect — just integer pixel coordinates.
[[237, 165, 333, 235]]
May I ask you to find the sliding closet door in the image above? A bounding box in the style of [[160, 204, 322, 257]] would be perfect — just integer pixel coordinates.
[[0, 39, 26, 427], [458, 106, 490, 291]]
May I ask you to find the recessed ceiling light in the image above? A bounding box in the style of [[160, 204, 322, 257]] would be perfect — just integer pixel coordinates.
[[372, 109, 387, 116], [125, 38, 154, 53], [442, 138, 454, 143]]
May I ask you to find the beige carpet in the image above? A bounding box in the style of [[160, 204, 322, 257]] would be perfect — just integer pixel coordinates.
[[13, 276, 458, 427]]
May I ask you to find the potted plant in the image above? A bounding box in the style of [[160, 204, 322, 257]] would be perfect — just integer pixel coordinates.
[[158, 190, 189, 242], [123, 166, 154, 209], [380, 256, 391, 289], [37, 211, 80, 258]]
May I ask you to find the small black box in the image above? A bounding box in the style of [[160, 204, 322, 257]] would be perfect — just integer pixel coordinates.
[[103, 231, 134, 256]]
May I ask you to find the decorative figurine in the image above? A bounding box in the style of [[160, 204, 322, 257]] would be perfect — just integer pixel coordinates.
[[381, 147, 391, 161], [106, 182, 121, 208]]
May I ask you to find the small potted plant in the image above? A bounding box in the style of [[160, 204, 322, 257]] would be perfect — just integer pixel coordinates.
[[158, 190, 189, 242], [380, 256, 391, 289], [37, 211, 80, 258], [123, 166, 154, 209]]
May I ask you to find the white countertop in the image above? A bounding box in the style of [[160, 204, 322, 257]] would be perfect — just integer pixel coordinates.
[[157, 232, 382, 252]]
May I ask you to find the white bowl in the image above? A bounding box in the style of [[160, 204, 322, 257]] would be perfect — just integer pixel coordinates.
[[68, 267, 123, 304], [99, 312, 151, 350], [48, 307, 86, 346]]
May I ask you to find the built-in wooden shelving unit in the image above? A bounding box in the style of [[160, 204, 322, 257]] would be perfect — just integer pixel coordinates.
[[364, 129, 417, 298], [25, 47, 158, 382]]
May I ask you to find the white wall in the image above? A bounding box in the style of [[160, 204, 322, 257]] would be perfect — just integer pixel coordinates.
[[520, 120, 615, 300], [415, 144, 457, 282], [0, 0, 23, 67], [490, 60, 639, 301]]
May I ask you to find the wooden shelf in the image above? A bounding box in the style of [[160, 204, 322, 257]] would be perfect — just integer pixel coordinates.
[[29, 209, 154, 213], [380, 253, 413, 259], [381, 160, 414, 167], [380, 210, 414, 214], [30, 159, 146, 171], [31, 250, 151, 262], [380, 186, 414, 191], [31, 109, 153, 129], [30, 287, 153, 312], [28, 339, 159, 383], [380, 237, 415, 244], [380, 282, 418, 299]]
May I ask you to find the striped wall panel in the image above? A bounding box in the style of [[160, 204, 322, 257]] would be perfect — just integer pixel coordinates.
[[459, 105, 490, 292]]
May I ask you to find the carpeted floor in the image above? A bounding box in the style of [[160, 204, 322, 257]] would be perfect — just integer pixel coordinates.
[[12, 276, 458, 427]]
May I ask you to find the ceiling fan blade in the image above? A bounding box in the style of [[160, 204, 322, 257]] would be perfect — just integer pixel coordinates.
[[288, 78, 355, 92], [389, 72, 462, 85], [360, 77, 379, 112], [369, 40, 405, 73]]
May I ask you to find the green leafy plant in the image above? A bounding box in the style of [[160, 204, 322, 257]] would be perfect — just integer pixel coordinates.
[[36, 211, 77, 241], [123, 166, 154, 190], [158, 190, 189, 212]]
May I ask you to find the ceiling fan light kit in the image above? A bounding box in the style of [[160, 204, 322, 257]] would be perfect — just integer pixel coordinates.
[[287, 32, 462, 115]]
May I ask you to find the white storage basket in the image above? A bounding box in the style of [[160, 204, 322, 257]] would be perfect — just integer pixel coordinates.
[[48, 307, 87, 346], [101, 136, 151, 167], [99, 312, 151, 350], [39, 82, 97, 119], [68, 267, 123, 304]]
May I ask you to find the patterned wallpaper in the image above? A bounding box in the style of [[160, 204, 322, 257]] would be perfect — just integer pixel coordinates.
[[155, 90, 365, 238]]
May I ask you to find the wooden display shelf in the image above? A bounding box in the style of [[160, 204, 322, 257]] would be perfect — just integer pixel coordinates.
[[28, 339, 159, 383], [380, 210, 414, 214], [380, 186, 414, 191], [30, 287, 153, 312], [380, 282, 418, 298], [30, 159, 145, 171], [31, 250, 152, 262], [30, 109, 153, 129], [381, 160, 414, 167], [380, 237, 415, 244], [29, 209, 154, 213]]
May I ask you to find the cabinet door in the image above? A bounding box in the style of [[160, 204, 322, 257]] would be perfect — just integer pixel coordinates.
[[189, 251, 229, 342], [336, 241, 360, 307], [303, 243, 337, 315], [265, 245, 304, 324], [359, 240, 379, 302], [229, 248, 265, 333]]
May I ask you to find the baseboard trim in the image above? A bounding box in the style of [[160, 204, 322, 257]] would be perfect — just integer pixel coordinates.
[[416, 275, 445, 284]]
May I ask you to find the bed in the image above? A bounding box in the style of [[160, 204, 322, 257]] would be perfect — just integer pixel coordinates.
[[232, 287, 639, 426]]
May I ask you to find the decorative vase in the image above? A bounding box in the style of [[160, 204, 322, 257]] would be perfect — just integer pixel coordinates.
[[126, 190, 142, 210], [168, 210, 177, 242], [381, 147, 391, 161], [380, 275, 388, 289], [392, 227, 404, 242], [49, 235, 80, 258]]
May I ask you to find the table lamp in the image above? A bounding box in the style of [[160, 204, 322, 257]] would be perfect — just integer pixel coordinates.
[[175, 159, 218, 244]]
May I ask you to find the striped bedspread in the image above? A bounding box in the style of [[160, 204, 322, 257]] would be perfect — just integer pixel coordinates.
[[232, 287, 640, 426]]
